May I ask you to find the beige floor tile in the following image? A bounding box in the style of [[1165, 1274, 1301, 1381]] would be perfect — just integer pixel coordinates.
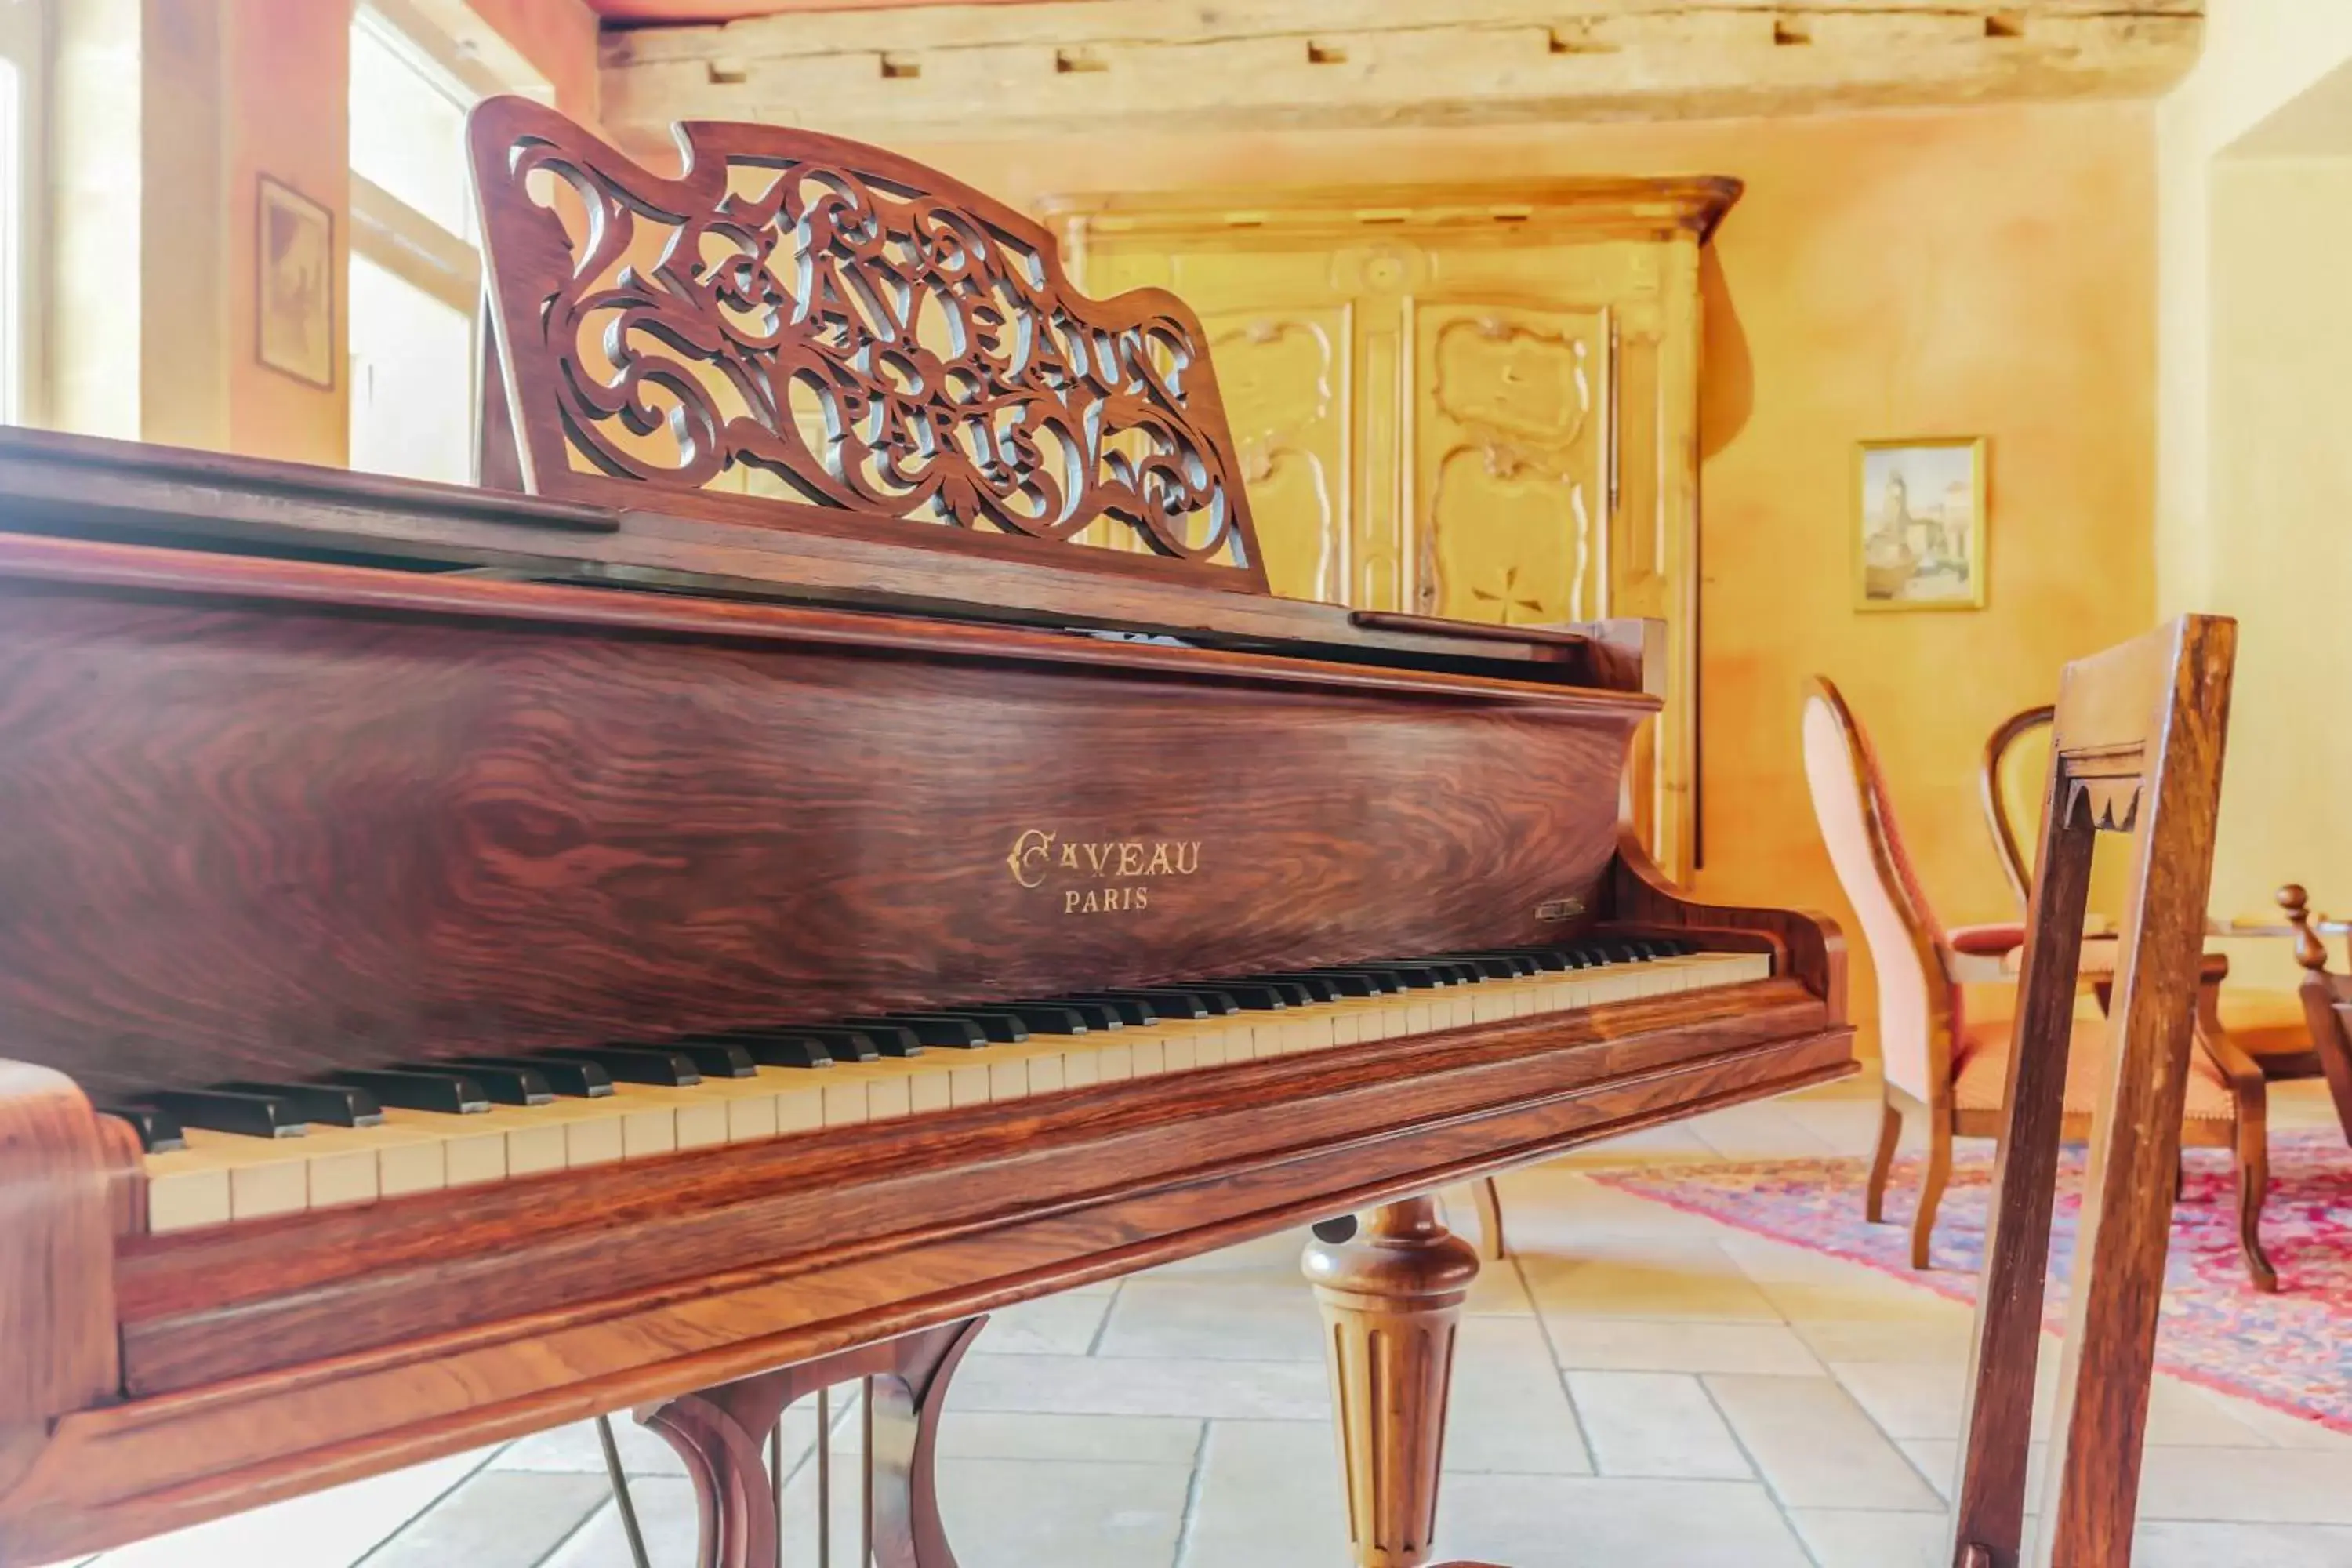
[[1521, 1237, 1783, 1322], [1180, 1420, 1350, 1568], [1831, 1359, 2274, 1448], [932, 1410, 1203, 1465], [354, 1469, 610, 1568], [1789, 1507, 1948, 1568], [1792, 1314, 1978, 1363], [1428, 1474, 1813, 1567], [1549, 1123, 1721, 1162], [2221, 1399, 2352, 1453], [1446, 1316, 1593, 1475], [494, 1410, 820, 1480], [1544, 1318, 1824, 1375], [2134, 1521, 2352, 1566], [1688, 1100, 1841, 1159], [1565, 1370, 1751, 1479], [1139, 1227, 1306, 1283], [81, 1446, 493, 1568], [1705, 1373, 1944, 1511], [978, 1290, 1114, 1356], [936, 1457, 1192, 1568], [1096, 1277, 1325, 1363], [953, 1351, 1331, 1421], [2135, 1446, 2352, 1524], [539, 1479, 699, 1568]]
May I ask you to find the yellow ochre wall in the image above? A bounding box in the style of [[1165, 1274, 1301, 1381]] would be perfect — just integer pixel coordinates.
[[2158, 2, 2352, 992], [909, 103, 2158, 1059]]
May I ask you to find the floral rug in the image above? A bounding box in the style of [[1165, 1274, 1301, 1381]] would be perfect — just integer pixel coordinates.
[[1590, 1129, 2352, 1433]]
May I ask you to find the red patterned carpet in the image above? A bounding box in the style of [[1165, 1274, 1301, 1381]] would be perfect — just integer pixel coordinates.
[[1592, 1127, 2352, 1433]]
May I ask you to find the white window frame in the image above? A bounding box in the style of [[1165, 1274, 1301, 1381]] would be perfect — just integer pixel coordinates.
[[348, 0, 548, 473], [0, 0, 47, 426]]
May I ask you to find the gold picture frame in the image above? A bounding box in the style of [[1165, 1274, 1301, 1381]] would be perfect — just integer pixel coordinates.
[[256, 176, 334, 390], [1853, 437, 1987, 612]]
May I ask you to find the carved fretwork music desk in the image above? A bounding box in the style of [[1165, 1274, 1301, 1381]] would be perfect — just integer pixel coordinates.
[[0, 97, 1849, 1568]]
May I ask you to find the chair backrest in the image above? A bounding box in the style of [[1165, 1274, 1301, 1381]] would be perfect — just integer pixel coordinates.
[[1947, 615, 2237, 1568], [1799, 677, 1955, 1106], [1980, 704, 2053, 913], [2282, 884, 2352, 1142]]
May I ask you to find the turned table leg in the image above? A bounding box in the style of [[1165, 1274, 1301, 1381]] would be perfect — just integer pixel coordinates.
[[1303, 1197, 1481, 1568]]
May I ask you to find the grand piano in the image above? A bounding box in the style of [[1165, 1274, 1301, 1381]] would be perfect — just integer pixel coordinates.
[[0, 98, 1850, 1567]]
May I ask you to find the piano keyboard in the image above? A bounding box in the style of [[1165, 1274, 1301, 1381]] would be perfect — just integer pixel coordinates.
[[117, 942, 1771, 1234]]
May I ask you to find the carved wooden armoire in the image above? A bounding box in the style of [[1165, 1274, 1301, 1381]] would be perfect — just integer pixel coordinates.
[[1044, 180, 1738, 880]]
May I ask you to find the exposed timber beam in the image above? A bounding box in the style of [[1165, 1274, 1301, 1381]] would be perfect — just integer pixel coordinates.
[[601, 0, 2202, 148]]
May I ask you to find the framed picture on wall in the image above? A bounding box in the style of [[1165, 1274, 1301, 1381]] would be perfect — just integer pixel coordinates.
[[256, 176, 334, 390], [1853, 437, 1987, 611]]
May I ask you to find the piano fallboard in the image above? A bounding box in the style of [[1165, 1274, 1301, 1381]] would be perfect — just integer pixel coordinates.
[[0, 530, 1653, 1103]]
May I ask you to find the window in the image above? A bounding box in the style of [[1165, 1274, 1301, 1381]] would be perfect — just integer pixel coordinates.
[[347, 2, 541, 484], [0, 0, 42, 426]]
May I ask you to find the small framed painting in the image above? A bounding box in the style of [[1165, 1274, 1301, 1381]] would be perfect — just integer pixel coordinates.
[[1853, 437, 1987, 612], [256, 176, 334, 389]]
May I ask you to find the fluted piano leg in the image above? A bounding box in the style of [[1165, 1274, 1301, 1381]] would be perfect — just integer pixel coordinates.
[[1304, 1197, 1481, 1568], [637, 1316, 985, 1568]]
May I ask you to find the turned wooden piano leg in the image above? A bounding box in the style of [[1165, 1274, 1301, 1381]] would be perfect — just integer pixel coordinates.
[[1304, 1197, 1481, 1568], [638, 1316, 986, 1568]]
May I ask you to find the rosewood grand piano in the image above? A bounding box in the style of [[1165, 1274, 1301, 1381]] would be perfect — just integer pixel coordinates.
[[0, 99, 1849, 1567]]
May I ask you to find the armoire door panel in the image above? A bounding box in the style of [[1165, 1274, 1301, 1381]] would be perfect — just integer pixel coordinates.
[[1410, 303, 1611, 626], [1202, 308, 1352, 602]]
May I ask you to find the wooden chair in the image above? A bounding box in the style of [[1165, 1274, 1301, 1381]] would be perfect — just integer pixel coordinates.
[[1985, 702, 2321, 1080], [1801, 671, 2277, 1290], [1947, 615, 2237, 1568], [2282, 884, 2352, 1142]]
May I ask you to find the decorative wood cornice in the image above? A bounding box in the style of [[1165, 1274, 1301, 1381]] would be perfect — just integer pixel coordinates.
[[600, 0, 2203, 147], [1038, 176, 1745, 246]]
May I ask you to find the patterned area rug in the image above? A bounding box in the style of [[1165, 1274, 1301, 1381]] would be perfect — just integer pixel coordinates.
[[1591, 1128, 2352, 1433]]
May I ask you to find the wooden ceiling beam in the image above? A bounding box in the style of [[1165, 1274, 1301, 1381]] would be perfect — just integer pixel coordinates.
[[600, 0, 2201, 145]]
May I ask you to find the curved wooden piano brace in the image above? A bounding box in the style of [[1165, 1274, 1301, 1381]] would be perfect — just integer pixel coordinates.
[[637, 1316, 987, 1568]]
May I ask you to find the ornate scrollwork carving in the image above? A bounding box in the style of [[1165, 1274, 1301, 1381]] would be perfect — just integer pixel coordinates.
[[468, 97, 1261, 582]]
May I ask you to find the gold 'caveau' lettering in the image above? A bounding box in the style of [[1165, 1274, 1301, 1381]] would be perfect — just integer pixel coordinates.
[[1007, 828, 1203, 916]]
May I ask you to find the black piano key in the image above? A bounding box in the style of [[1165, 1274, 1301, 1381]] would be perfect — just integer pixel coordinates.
[[1094, 988, 1211, 1019], [1104, 987, 1235, 1017], [1276, 971, 1381, 998], [144, 1087, 306, 1139], [100, 1104, 186, 1152], [1022, 1000, 1121, 1031], [993, 1004, 1089, 1035], [329, 1068, 492, 1116], [539, 1046, 701, 1087], [1242, 974, 1342, 1004], [927, 1009, 1033, 1044], [741, 1035, 839, 1069], [218, 1080, 385, 1128], [1348, 964, 1447, 989], [773, 1025, 885, 1062], [822, 1022, 924, 1058], [401, 1062, 552, 1106], [1314, 967, 1411, 994], [1454, 951, 1541, 978], [1213, 982, 1291, 1011], [1065, 993, 1160, 1026], [1504, 949, 1575, 973], [455, 1054, 614, 1098], [663, 1040, 760, 1079], [1417, 960, 1481, 985], [853, 1014, 988, 1048]]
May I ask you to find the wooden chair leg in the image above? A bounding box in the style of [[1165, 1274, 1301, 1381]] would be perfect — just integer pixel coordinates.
[[1866, 1094, 1902, 1223], [1472, 1177, 1507, 1261], [1910, 1122, 1951, 1269], [2236, 1129, 2277, 1294]]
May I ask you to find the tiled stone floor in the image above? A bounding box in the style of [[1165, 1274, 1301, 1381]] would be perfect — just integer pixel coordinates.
[[56, 1078, 2352, 1567]]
